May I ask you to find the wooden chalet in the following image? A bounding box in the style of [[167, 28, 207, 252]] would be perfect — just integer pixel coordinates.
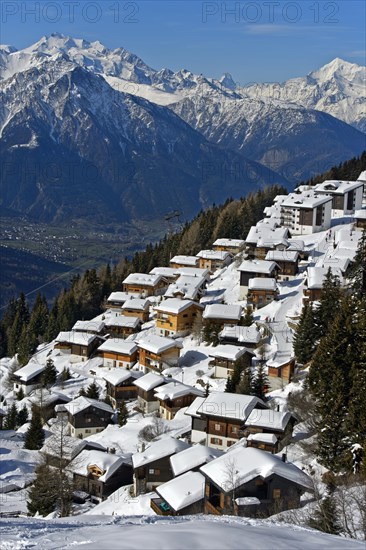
[[304, 266, 343, 302], [104, 291, 139, 310], [137, 334, 182, 374], [265, 250, 299, 280], [70, 449, 133, 502], [238, 260, 280, 299], [200, 447, 312, 517], [247, 278, 279, 309], [122, 273, 167, 297], [165, 275, 207, 302], [151, 471, 206, 516], [133, 372, 167, 414], [244, 224, 289, 259], [212, 238, 245, 254], [12, 362, 46, 396], [154, 298, 204, 337], [219, 324, 261, 349], [354, 209, 366, 229], [267, 355, 296, 385], [154, 381, 204, 420], [103, 313, 141, 338], [54, 331, 104, 362], [208, 345, 255, 379], [103, 369, 142, 408], [64, 396, 114, 439], [132, 436, 190, 495], [169, 255, 199, 269], [196, 250, 232, 272], [202, 304, 242, 327], [186, 392, 268, 450], [244, 409, 297, 453], [72, 319, 105, 335], [121, 298, 150, 323], [97, 339, 138, 369]]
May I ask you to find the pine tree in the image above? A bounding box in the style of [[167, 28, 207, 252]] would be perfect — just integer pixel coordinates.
[[24, 408, 45, 450], [7, 293, 30, 357], [27, 463, 60, 516], [315, 268, 342, 339], [42, 358, 57, 388], [242, 306, 254, 327], [348, 229, 366, 299], [252, 364, 268, 401], [293, 302, 318, 364], [236, 366, 253, 395], [16, 404, 29, 427], [225, 376, 235, 393], [4, 403, 18, 430], [16, 387, 25, 401], [29, 293, 49, 343], [86, 380, 100, 399], [118, 400, 129, 427], [308, 485, 341, 535], [17, 325, 38, 366]]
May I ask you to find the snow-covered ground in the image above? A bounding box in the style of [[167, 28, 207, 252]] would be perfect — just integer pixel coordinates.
[[0, 514, 363, 550]]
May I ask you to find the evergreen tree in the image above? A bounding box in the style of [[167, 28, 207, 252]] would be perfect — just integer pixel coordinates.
[[4, 402, 18, 430], [308, 485, 341, 535], [24, 408, 45, 450], [16, 404, 29, 427], [293, 302, 318, 364], [27, 463, 60, 516], [16, 387, 25, 401], [236, 365, 253, 395], [118, 400, 129, 427], [348, 229, 366, 298], [242, 306, 254, 327], [42, 358, 57, 388], [225, 376, 235, 393], [17, 325, 38, 366], [315, 268, 342, 339], [78, 387, 87, 397], [29, 293, 49, 343], [85, 381, 100, 400], [252, 364, 268, 401], [7, 293, 30, 357]]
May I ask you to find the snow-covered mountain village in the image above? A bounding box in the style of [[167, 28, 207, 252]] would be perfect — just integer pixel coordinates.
[[1, 168, 366, 548]]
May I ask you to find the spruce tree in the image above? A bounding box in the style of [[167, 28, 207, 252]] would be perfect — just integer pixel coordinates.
[[16, 387, 25, 401], [293, 302, 318, 364], [86, 381, 100, 399], [4, 403, 18, 430], [16, 404, 29, 427], [308, 485, 341, 535], [348, 229, 366, 299], [242, 306, 254, 327], [118, 400, 129, 427], [252, 364, 268, 401], [27, 463, 59, 516], [42, 358, 57, 388], [315, 268, 342, 339], [236, 366, 253, 395], [24, 408, 45, 450]]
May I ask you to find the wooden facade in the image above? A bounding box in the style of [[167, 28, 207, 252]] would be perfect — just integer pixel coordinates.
[[155, 303, 202, 337], [138, 347, 180, 373], [99, 349, 138, 369], [134, 455, 174, 495], [247, 288, 278, 309], [67, 405, 112, 439], [268, 358, 295, 383], [123, 279, 167, 297], [74, 462, 132, 501], [105, 377, 139, 408], [158, 392, 202, 420]]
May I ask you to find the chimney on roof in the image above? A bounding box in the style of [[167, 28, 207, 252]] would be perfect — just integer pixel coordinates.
[[282, 453, 287, 462]]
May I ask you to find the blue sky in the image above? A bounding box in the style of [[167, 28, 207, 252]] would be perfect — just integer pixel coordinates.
[[1, 0, 365, 82]]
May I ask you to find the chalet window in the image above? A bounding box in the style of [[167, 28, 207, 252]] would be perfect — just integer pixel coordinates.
[[183, 314, 188, 318], [85, 418, 92, 423], [231, 426, 237, 433], [149, 468, 160, 475], [210, 437, 222, 445], [273, 489, 281, 499], [214, 423, 221, 431], [85, 429, 91, 434], [226, 440, 234, 447], [255, 478, 264, 486]]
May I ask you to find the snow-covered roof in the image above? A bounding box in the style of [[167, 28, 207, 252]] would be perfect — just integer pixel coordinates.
[[203, 304, 241, 321], [314, 179, 363, 195], [63, 396, 114, 416], [248, 278, 277, 291], [200, 447, 312, 491], [184, 396, 206, 418], [55, 331, 98, 346], [69, 449, 127, 482], [102, 368, 141, 386], [133, 372, 166, 391], [165, 276, 206, 301], [245, 409, 294, 431], [208, 345, 253, 361], [103, 314, 141, 329], [170, 255, 199, 266], [197, 392, 267, 422], [235, 496, 261, 506], [132, 436, 190, 468], [122, 298, 150, 311], [196, 249, 231, 261], [247, 433, 278, 444], [281, 191, 332, 209], [357, 170, 366, 182], [176, 267, 210, 279], [306, 266, 343, 289], [265, 250, 299, 263], [13, 362, 45, 382], [245, 226, 288, 246], [219, 324, 260, 345], [107, 291, 139, 304], [154, 381, 204, 401], [123, 273, 165, 287], [156, 471, 205, 511], [238, 259, 278, 274], [317, 256, 350, 274], [41, 434, 86, 461], [137, 334, 182, 354], [170, 445, 223, 477], [98, 339, 138, 356], [72, 320, 105, 333], [287, 239, 305, 252], [150, 267, 179, 278], [354, 209, 366, 219], [213, 238, 245, 248], [155, 298, 202, 315]]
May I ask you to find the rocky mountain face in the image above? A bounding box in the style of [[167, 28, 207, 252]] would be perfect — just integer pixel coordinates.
[[0, 34, 365, 224], [0, 55, 284, 224]]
